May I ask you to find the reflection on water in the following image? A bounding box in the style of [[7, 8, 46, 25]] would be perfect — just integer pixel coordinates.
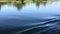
[[0, 0, 50, 10], [0, 0, 59, 9], [0, 0, 60, 34]]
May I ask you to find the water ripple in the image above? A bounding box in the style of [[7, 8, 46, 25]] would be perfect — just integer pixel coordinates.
[[19, 17, 60, 34]]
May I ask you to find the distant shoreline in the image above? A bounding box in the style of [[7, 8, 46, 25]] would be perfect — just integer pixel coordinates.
[[0, 1, 20, 2]]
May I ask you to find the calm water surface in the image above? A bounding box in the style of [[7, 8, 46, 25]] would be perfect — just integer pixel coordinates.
[[0, 0, 60, 34]]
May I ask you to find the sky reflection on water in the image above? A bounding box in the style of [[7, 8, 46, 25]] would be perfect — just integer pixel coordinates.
[[0, 0, 60, 19]]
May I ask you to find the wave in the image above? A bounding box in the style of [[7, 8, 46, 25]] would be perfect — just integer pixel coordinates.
[[19, 17, 60, 34]]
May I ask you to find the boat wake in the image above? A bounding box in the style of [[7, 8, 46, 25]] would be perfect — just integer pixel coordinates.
[[19, 17, 60, 34]]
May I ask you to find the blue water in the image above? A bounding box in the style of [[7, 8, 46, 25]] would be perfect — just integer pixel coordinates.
[[0, 0, 60, 34]]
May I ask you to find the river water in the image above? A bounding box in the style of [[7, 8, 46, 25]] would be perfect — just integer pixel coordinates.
[[0, 0, 60, 34]]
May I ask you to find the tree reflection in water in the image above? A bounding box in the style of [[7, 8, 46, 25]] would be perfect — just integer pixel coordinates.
[[0, 0, 48, 10]]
